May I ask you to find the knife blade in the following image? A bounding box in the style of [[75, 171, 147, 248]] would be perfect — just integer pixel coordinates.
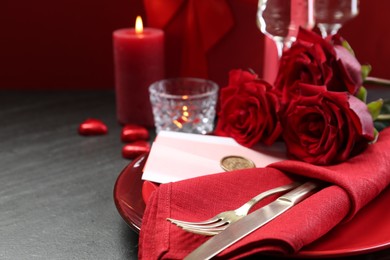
[[184, 181, 320, 260]]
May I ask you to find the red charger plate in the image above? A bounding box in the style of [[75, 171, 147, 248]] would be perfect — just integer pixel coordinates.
[[114, 153, 390, 258]]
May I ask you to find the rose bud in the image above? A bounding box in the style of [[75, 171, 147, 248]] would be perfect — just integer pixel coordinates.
[[281, 82, 374, 165], [215, 69, 282, 147], [275, 28, 362, 96]]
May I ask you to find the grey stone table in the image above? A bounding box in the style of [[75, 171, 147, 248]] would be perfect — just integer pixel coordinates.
[[0, 91, 139, 260], [1, 89, 390, 260]]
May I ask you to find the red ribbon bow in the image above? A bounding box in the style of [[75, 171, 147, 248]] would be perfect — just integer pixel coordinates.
[[143, 0, 234, 78]]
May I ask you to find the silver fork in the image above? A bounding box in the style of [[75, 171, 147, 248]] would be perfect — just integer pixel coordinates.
[[167, 182, 301, 236]]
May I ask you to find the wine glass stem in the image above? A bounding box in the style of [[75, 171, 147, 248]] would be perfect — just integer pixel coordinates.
[[318, 24, 342, 38], [274, 40, 285, 59], [274, 38, 294, 59]]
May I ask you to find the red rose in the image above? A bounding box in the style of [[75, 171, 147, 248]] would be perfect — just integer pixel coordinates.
[[281, 82, 375, 165], [215, 69, 282, 147], [275, 28, 362, 96]]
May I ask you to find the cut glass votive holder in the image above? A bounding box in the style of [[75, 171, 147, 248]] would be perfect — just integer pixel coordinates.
[[149, 78, 219, 134]]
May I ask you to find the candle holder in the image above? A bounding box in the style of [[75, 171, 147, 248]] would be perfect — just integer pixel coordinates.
[[149, 78, 219, 134]]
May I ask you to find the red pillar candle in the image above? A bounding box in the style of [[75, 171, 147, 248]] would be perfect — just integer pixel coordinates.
[[113, 16, 164, 126]]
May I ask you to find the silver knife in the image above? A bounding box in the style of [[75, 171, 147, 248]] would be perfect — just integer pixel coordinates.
[[184, 181, 320, 260]]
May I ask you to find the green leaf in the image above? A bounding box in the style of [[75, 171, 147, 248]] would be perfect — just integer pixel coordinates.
[[374, 99, 390, 131], [367, 99, 384, 120], [356, 86, 367, 102], [342, 40, 355, 56], [370, 128, 379, 144], [374, 121, 390, 132], [361, 64, 372, 80], [381, 99, 390, 114]]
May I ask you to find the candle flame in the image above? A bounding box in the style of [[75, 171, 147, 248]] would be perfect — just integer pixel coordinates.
[[173, 106, 191, 129], [135, 16, 143, 34], [173, 120, 183, 129], [182, 106, 189, 117]]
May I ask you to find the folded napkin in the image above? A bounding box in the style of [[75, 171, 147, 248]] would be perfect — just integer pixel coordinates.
[[139, 128, 390, 259]]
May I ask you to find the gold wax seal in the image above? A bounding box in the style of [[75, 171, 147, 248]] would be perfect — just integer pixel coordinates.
[[220, 155, 256, 172]]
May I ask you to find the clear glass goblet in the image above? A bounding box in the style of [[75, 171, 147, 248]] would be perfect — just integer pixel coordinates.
[[314, 0, 359, 38], [257, 0, 315, 58]]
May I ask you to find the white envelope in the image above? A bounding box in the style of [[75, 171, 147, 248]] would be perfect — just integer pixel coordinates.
[[142, 131, 286, 183]]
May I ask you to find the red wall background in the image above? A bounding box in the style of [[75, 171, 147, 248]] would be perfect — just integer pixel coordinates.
[[1, 0, 144, 89], [1, 0, 389, 90], [340, 0, 390, 82]]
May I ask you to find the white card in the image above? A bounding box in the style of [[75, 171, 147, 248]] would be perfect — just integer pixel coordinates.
[[142, 131, 286, 183]]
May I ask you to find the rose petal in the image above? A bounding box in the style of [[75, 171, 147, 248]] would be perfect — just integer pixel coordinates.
[[78, 118, 108, 136], [348, 95, 375, 139]]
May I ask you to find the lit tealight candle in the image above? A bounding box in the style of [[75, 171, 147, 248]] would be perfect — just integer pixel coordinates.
[[113, 16, 165, 126]]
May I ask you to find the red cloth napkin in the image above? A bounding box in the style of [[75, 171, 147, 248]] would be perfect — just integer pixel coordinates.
[[139, 128, 390, 259]]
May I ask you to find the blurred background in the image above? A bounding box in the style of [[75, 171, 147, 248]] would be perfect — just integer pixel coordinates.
[[1, 0, 389, 90]]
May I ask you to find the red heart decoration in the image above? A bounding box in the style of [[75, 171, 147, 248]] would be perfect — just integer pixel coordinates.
[[121, 124, 150, 142], [78, 118, 108, 136], [122, 141, 151, 159]]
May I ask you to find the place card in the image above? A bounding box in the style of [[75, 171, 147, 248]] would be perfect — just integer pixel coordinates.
[[142, 131, 287, 183]]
